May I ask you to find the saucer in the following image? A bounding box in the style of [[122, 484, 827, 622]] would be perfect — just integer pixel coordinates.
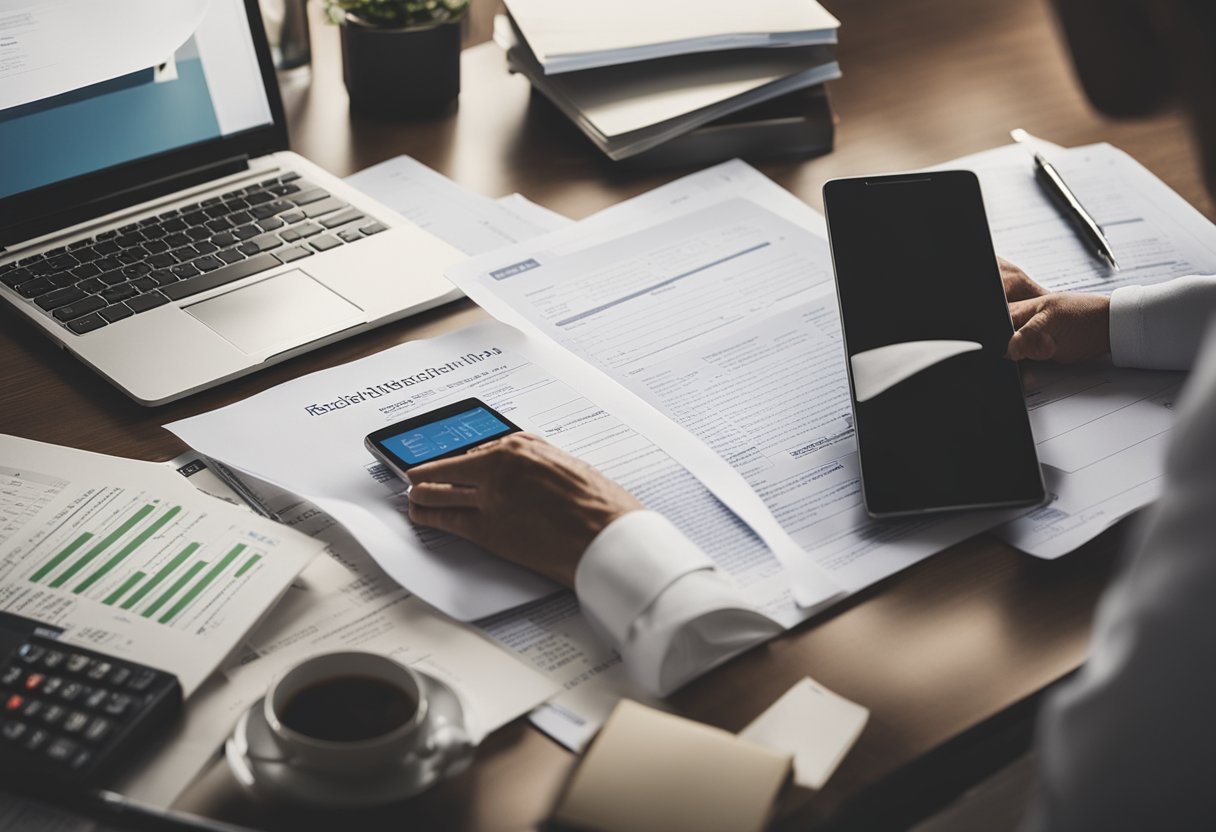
[[225, 670, 475, 808]]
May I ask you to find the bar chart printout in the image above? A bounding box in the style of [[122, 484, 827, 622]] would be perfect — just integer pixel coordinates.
[[18, 487, 271, 630], [0, 436, 323, 696]]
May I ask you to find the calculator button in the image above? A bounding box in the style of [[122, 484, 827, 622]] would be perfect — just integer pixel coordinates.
[[83, 718, 111, 744], [17, 644, 44, 664], [129, 669, 156, 692], [108, 666, 132, 686], [23, 673, 44, 691], [42, 704, 65, 726], [86, 661, 112, 681], [1, 666, 22, 685], [5, 694, 23, 711], [1, 720, 26, 741], [41, 650, 66, 670], [46, 737, 79, 763], [84, 689, 108, 709], [70, 749, 92, 770], [21, 700, 42, 719], [103, 693, 132, 717], [24, 728, 48, 751], [66, 654, 91, 674], [41, 677, 63, 695], [59, 682, 86, 703], [63, 711, 90, 734]]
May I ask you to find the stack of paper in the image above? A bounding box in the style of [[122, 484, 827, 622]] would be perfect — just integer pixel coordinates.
[[494, 1, 842, 161], [504, 0, 840, 74]]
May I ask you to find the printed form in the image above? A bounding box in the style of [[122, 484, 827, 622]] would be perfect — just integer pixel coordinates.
[[344, 155, 572, 256], [451, 149, 1216, 564], [448, 178, 1005, 595], [166, 320, 838, 621], [947, 144, 1216, 556], [165, 321, 839, 750]]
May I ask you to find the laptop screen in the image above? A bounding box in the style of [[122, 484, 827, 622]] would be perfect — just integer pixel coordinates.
[[0, 0, 273, 202]]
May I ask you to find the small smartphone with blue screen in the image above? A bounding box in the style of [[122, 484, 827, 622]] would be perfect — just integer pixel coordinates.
[[364, 398, 521, 481]]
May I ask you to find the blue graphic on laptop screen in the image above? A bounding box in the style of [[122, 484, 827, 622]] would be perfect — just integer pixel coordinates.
[[0, 38, 222, 199]]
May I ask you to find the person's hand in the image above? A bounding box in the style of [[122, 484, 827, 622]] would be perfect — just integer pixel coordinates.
[[1000, 257, 1111, 363], [404, 433, 643, 588]]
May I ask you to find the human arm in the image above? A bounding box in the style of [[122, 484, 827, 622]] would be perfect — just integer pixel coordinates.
[[405, 433, 780, 696], [1001, 258, 1216, 370], [1022, 323, 1216, 831]]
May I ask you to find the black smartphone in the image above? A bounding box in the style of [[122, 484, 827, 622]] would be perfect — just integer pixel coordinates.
[[364, 398, 521, 481], [823, 170, 1045, 518]]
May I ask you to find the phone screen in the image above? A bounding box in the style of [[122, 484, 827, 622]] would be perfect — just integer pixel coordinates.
[[823, 171, 1044, 516], [366, 399, 520, 471]]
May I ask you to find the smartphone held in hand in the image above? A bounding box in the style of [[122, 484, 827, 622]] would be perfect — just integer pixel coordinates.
[[364, 398, 521, 482]]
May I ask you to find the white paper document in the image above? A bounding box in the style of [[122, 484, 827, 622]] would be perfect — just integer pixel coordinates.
[[944, 143, 1216, 297], [944, 143, 1216, 556], [114, 454, 558, 807], [165, 321, 833, 620], [344, 155, 571, 256], [452, 149, 1216, 565], [503, 0, 839, 74], [0, 434, 322, 696], [0, 0, 209, 111], [448, 179, 1006, 596], [739, 677, 869, 790], [164, 320, 838, 751]]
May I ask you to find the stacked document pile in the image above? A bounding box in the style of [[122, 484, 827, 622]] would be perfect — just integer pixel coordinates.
[[495, 0, 842, 161]]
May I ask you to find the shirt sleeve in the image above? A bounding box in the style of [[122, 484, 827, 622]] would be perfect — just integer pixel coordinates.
[[574, 511, 783, 697], [1023, 321, 1216, 831], [1108, 274, 1216, 370]]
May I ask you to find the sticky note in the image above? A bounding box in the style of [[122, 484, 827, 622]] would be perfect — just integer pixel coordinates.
[[739, 677, 869, 790], [553, 699, 792, 832]]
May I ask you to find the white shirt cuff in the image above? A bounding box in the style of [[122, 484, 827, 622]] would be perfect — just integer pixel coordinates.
[[1108, 285, 1145, 369], [575, 510, 713, 646], [575, 511, 782, 697], [1109, 276, 1216, 370]]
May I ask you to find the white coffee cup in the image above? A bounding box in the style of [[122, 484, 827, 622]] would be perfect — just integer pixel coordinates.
[[263, 651, 429, 775]]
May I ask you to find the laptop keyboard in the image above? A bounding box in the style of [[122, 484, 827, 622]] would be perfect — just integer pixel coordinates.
[[0, 172, 387, 335]]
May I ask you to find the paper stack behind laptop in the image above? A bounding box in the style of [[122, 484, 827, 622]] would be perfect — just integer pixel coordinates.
[[494, 0, 842, 162]]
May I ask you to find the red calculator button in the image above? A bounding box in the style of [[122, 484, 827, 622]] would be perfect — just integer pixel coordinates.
[[24, 673, 44, 691], [4, 694, 24, 711]]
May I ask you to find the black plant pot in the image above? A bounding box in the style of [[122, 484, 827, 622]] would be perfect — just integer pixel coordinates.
[[340, 14, 461, 119]]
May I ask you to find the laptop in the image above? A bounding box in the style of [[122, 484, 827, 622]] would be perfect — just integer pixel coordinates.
[[0, 0, 463, 405]]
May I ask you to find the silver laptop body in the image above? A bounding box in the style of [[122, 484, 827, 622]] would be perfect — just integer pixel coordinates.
[[0, 0, 461, 405]]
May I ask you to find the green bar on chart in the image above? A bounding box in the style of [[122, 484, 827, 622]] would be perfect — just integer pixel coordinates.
[[159, 543, 246, 624], [234, 554, 261, 578], [50, 503, 156, 588], [122, 543, 198, 611], [102, 572, 146, 606], [31, 532, 93, 583], [74, 505, 182, 595], [142, 560, 207, 619]]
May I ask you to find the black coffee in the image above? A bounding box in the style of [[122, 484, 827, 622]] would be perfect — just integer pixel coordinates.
[[280, 675, 416, 742]]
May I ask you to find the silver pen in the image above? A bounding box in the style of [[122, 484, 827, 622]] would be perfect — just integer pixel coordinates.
[[1011, 129, 1121, 272]]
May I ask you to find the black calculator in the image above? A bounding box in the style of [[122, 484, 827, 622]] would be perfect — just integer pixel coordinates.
[[0, 612, 182, 788]]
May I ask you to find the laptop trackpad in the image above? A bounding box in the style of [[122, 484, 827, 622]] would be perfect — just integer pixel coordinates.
[[186, 269, 366, 356]]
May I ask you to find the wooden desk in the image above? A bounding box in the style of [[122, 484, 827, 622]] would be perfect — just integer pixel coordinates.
[[1, 0, 1208, 828]]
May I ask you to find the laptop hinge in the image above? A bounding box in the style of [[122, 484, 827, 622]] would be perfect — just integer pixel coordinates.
[[2, 155, 252, 250]]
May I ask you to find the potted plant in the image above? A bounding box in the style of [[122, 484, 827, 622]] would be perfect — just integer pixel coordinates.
[[323, 0, 469, 118]]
